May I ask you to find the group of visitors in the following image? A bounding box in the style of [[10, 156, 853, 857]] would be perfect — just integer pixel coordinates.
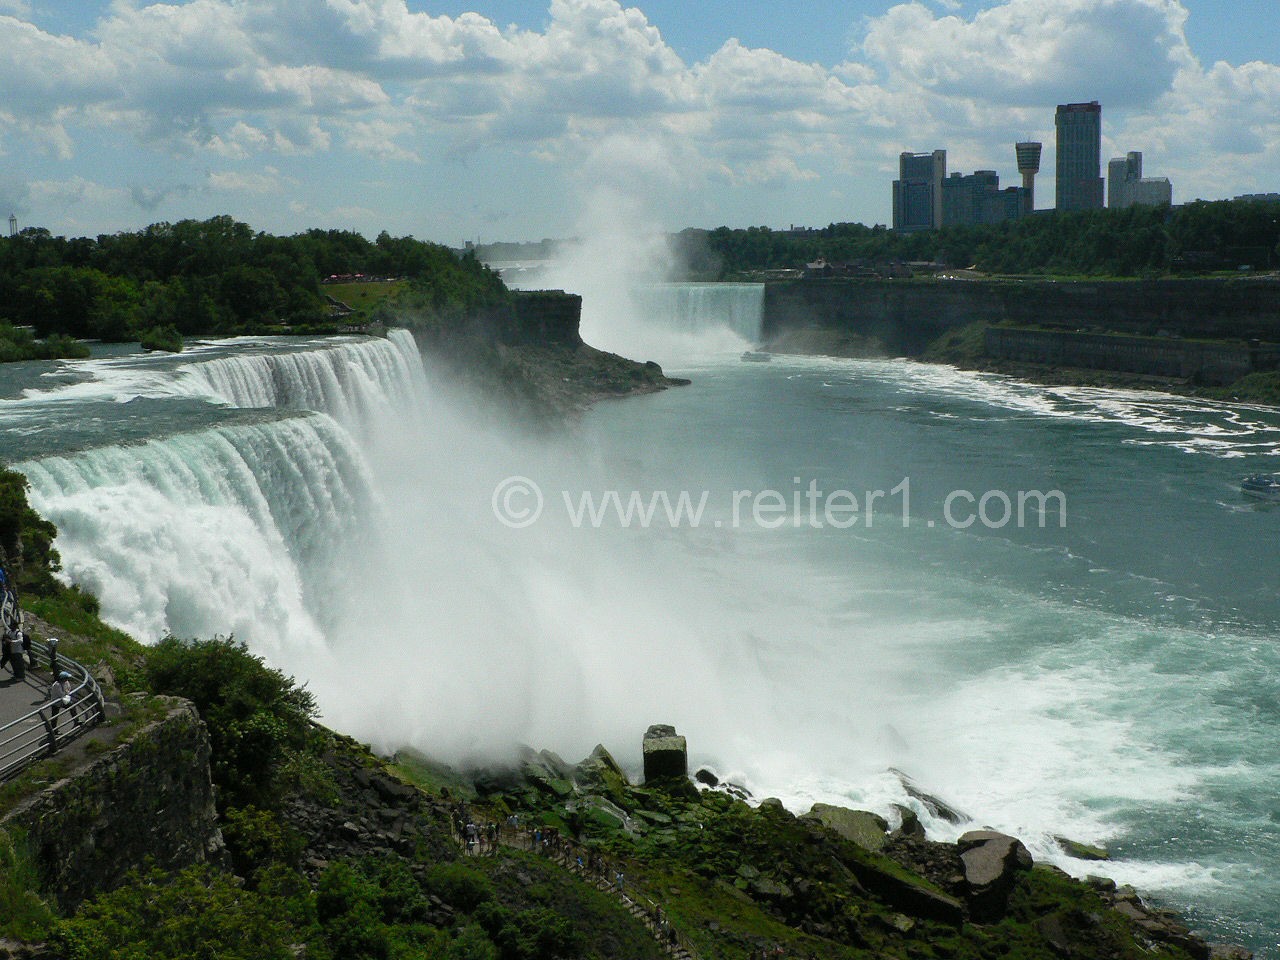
[[448, 797, 696, 955], [1, 564, 86, 736]]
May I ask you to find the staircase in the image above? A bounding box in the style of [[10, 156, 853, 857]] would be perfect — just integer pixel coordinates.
[[455, 821, 700, 960]]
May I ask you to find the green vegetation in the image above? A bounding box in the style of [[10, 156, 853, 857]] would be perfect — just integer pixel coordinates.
[[144, 637, 319, 812], [0, 322, 89, 362], [0, 467, 64, 597], [323, 279, 408, 314], [701, 198, 1280, 277], [137, 324, 183, 353], [1209, 370, 1280, 404], [58, 865, 303, 960], [0, 218, 506, 355], [0, 828, 59, 942]]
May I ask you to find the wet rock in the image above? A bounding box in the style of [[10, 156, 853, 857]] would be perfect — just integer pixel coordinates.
[[758, 798, 793, 818], [891, 804, 927, 839], [844, 854, 965, 926], [748, 876, 793, 901], [957, 830, 1033, 921], [694, 768, 719, 787], [891, 768, 971, 825], [1209, 945, 1254, 960], [801, 804, 889, 852], [1055, 835, 1110, 861], [642, 724, 688, 783]]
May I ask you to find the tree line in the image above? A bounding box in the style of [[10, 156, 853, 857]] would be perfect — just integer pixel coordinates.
[[0, 216, 506, 358], [694, 198, 1280, 278]]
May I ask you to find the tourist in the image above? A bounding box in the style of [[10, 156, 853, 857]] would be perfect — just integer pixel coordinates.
[[47, 637, 60, 676], [21, 627, 34, 669], [2, 628, 25, 681], [49, 671, 81, 730]]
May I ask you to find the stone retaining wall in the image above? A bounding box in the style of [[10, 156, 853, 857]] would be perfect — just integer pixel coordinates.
[[0, 697, 224, 911]]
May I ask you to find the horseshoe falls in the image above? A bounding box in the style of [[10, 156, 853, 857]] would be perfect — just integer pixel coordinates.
[[3, 295, 1280, 956]]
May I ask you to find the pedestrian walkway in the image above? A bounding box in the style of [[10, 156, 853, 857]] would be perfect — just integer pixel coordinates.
[[455, 817, 699, 960], [0, 634, 105, 781]]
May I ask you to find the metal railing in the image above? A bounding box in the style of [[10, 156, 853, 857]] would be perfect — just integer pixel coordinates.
[[0, 636, 106, 782]]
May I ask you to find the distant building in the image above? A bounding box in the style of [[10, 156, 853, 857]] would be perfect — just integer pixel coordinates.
[[1234, 193, 1280, 204], [1015, 141, 1042, 214], [893, 150, 946, 232], [1107, 151, 1172, 208], [942, 170, 1029, 226], [1055, 102, 1104, 211]]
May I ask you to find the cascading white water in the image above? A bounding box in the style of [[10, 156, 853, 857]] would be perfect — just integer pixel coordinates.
[[178, 330, 430, 429], [19, 414, 375, 649], [12, 332, 431, 650], [578, 283, 765, 364]]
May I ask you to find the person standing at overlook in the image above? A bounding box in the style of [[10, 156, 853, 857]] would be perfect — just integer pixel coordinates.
[[48, 671, 81, 731], [1, 627, 25, 681]]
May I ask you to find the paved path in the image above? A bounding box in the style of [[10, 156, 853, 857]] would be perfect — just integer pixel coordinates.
[[1, 634, 101, 781], [0, 665, 52, 729]]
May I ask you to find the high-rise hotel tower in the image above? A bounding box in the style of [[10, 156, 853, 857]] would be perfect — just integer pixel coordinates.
[[1055, 101, 1103, 211]]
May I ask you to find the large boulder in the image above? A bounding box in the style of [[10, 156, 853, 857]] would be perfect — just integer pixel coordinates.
[[642, 724, 688, 783], [573, 743, 629, 800], [801, 804, 890, 852], [957, 830, 1034, 921]]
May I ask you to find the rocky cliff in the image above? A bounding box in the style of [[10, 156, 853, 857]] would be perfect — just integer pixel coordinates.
[[0, 697, 224, 912], [762, 277, 1280, 386]]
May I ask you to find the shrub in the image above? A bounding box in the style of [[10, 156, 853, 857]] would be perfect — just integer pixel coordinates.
[[221, 806, 306, 883], [56, 865, 297, 960], [421, 862, 494, 913], [316, 862, 390, 960], [144, 637, 318, 810], [138, 324, 183, 353], [0, 829, 58, 942]]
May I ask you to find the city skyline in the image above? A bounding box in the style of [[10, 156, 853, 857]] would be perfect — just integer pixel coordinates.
[[1, 1, 1278, 243]]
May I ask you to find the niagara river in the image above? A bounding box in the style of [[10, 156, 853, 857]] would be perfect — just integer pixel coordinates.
[[2, 285, 1279, 955]]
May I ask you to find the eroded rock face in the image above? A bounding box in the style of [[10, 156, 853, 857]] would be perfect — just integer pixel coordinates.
[[957, 830, 1034, 921], [642, 724, 687, 783]]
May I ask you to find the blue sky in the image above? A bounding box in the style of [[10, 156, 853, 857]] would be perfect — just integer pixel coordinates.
[[2, 1, 1279, 244]]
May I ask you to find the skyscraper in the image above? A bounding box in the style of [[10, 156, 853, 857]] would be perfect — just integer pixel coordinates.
[[1055, 102, 1103, 211], [893, 150, 946, 232]]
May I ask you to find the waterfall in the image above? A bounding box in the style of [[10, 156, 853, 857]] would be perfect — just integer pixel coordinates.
[[578, 282, 765, 364], [630, 283, 765, 343], [12, 334, 428, 651], [177, 330, 429, 430], [18, 414, 377, 650]]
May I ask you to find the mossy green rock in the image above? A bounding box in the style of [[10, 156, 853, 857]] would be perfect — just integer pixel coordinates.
[[1055, 835, 1110, 861], [802, 804, 889, 852]]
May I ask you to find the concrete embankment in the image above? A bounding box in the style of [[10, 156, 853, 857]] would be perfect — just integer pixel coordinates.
[[761, 277, 1280, 386]]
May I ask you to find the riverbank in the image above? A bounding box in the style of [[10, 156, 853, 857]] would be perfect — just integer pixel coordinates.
[[763, 314, 1280, 405], [759, 277, 1280, 402]]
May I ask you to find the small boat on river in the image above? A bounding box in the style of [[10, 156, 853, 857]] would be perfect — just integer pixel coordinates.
[[1241, 475, 1280, 501]]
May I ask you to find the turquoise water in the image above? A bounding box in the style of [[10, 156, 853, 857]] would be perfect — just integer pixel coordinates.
[[573, 355, 1280, 951], [1, 308, 1278, 953]]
